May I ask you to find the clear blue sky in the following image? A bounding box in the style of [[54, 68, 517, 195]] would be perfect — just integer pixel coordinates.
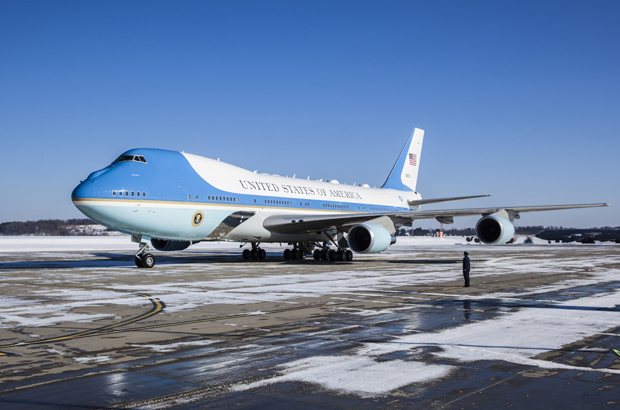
[[1, 0, 618, 228]]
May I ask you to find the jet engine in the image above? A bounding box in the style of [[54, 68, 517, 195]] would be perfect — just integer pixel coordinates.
[[347, 223, 392, 254], [475, 214, 515, 245], [151, 239, 192, 251]]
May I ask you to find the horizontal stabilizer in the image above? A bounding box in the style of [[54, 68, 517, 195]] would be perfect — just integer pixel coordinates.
[[408, 194, 491, 207]]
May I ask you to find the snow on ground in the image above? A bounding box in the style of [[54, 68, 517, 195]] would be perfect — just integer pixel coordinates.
[[232, 356, 455, 397], [2, 236, 620, 396], [0, 234, 555, 253], [0, 236, 135, 252], [73, 356, 111, 364], [1, 236, 618, 326], [131, 340, 221, 353], [232, 271, 620, 396]]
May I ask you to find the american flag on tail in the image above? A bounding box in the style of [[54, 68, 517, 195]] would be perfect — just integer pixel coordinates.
[[409, 153, 417, 166]]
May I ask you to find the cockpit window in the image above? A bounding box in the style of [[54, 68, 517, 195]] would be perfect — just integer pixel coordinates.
[[115, 155, 147, 163]]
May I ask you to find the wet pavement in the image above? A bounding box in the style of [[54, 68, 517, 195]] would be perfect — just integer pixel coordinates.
[[0, 239, 620, 408]]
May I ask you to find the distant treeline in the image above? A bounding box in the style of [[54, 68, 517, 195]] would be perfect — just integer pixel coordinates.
[[0, 219, 99, 236], [399, 225, 619, 237]]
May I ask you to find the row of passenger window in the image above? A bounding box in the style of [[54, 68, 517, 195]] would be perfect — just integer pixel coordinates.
[[209, 196, 239, 202], [265, 199, 291, 205], [113, 190, 145, 197], [323, 203, 350, 209]]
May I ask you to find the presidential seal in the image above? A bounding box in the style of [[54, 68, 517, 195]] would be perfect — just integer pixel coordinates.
[[192, 210, 204, 227]]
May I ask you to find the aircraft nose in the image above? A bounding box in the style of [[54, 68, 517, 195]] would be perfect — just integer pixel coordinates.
[[71, 179, 95, 200]]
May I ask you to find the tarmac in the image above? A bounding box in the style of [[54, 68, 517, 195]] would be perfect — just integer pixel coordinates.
[[0, 236, 620, 409]]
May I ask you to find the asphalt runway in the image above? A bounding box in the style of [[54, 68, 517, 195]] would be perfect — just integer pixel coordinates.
[[1, 237, 620, 409]]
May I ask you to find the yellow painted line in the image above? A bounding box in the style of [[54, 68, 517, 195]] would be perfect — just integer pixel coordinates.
[[0, 293, 164, 354], [0, 301, 347, 354]]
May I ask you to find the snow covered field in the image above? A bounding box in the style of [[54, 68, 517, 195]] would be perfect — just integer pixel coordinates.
[[1, 236, 619, 399], [0, 234, 553, 252]]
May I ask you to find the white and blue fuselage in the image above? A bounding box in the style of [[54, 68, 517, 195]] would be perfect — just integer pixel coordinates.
[[72, 148, 419, 244]]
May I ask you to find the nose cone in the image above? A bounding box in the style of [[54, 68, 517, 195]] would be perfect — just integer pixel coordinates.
[[72, 179, 95, 201]]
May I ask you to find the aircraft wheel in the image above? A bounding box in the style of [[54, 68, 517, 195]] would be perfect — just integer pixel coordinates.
[[135, 256, 144, 268], [297, 249, 305, 260], [243, 249, 251, 260], [284, 249, 291, 260], [141, 253, 156, 268], [328, 250, 337, 262], [259, 249, 266, 260], [336, 250, 345, 261], [321, 249, 329, 260], [313, 250, 321, 260], [251, 249, 259, 260], [345, 250, 353, 261]]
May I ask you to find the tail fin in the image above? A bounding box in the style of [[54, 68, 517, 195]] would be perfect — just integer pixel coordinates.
[[381, 128, 424, 192]]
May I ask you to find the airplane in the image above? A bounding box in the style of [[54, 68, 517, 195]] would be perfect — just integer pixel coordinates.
[[71, 128, 608, 268], [535, 228, 620, 244]]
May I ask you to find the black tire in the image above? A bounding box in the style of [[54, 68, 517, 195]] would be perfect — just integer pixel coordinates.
[[321, 249, 329, 261], [284, 249, 292, 260], [329, 250, 337, 262], [336, 250, 345, 261], [298, 249, 305, 260], [313, 250, 321, 260], [135, 256, 144, 268], [243, 249, 251, 260], [345, 250, 353, 261], [141, 253, 156, 268], [259, 249, 266, 260], [251, 249, 259, 260]]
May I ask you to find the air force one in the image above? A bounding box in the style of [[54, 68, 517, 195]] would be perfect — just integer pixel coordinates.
[[71, 128, 608, 268]]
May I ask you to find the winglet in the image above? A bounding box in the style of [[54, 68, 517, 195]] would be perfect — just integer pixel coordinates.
[[382, 128, 424, 192]]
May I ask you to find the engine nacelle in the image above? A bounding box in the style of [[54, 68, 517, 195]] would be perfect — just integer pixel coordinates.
[[475, 215, 515, 245], [151, 239, 192, 251], [347, 223, 392, 254]]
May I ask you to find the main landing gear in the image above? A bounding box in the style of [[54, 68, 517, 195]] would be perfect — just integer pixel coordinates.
[[135, 242, 156, 268], [283, 243, 306, 260], [282, 241, 352, 262], [312, 246, 353, 262], [242, 243, 266, 260]]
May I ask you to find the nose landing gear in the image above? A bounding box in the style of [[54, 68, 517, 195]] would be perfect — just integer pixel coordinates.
[[135, 242, 156, 268]]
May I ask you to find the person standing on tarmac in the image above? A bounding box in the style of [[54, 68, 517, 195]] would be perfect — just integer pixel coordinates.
[[463, 251, 471, 287]]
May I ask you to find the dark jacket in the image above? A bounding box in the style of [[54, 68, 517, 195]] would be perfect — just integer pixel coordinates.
[[463, 256, 470, 272]]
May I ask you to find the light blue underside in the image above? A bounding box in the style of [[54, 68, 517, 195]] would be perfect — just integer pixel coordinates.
[[76, 203, 232, 241]]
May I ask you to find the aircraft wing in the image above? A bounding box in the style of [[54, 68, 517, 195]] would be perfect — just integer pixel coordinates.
[[262, 203, 609, 234], [407, 194, 490, 207]]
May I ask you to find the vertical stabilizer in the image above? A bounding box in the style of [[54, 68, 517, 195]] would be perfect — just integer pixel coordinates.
[[381, 128, 424, 192]]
